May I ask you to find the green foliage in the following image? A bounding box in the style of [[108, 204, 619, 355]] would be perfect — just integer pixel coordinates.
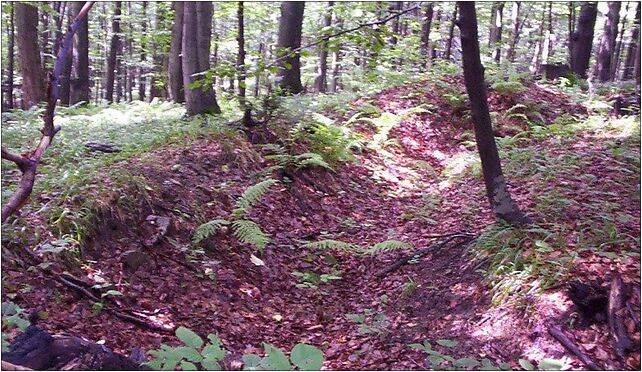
[[1, 302, 31, 352], [242, 342, 324, 371], [292, 270, 342, 289], [147, 327, 226, 371], [345, 309, 389, 336], [490, 80, 527, 96], [364, 240, 411, 255], [232, 220, 271, 252], [192, 219, 230, 246], [263, 145, 334, 174], [292, 115, 356, 165], [409, 340, 513, 370], [301, 239, 359, 253], [232, 179, 278, 218]]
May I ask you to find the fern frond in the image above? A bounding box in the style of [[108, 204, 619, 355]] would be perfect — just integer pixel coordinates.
[[261, 144, 287, 155], [302, 239, 358, 252], [232, 219, 270, 251], [235, 179, 278, 212], [295, 153, 333, 171], [365, 240, 411, 255], [192, 219, 230, 245]]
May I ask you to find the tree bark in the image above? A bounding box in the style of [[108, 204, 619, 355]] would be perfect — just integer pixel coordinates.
[[182, 1, 221, 115], [5, 4, 15, 110], [150, 3, 168, 100], [529, 4, 546, 74], [15, 3, 46, 108], [70, 1, 90, 105], [40, 6, 50, 72], [444, 5, 458, 60], [505, 2, 521, 62], [457, 1, 529, 226], [568, 2, 576, 65], [105, 1, 122, 103], [541, 2, 553, 65], [168, 2, 184, 102], [594, 2, 621, 82], [237, 1, 247, 100], [314, 2, 334, 93], [329, 17, 343, 93], [489, 2, 504, 62], [420, 3, 434, 59], [277, 1, 305, 94], [58, 7, 73, 106], [611, 2, 630, 80], [570, 2, 598, 78], [138, 2, 148, 101], [623, 3, 641, 80]]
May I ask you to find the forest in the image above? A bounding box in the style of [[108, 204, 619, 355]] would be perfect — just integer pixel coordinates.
[[0, 1, 640, 370]]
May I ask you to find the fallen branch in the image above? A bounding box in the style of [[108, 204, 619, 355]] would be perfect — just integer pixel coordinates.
[[1, 2, 94, 223], [375, 233, 475, 278], [608, 275, 634, 361], [548, 325, 601, 370]]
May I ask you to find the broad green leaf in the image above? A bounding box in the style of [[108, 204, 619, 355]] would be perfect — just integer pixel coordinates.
[[455, 358, 480, 368], [262, 343, 291, 370], [436, 339, 458, 348], [345, 314, 365, 323], [481, 358, 497, 370], [176, 327, 204, 349], [290, 343, 324, 370], [242, 354, 262, 370], [202, 343, 225, 360], [518, 359, 534, 370], [180, 361, 198, 371], [538, 358, 564, 370], [176, 346, 203, 363], [534, 240, 552, 252], [409, 343, 426, 351], [499, 362, 512, 370], [202, 357, 222, 371]]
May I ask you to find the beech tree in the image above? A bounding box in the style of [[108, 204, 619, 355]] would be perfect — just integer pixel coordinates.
[[457, 1, 529, 226], [488, 2, 504, 63], [105, 1, 122, 103], [168, 1, 184, 103], [622, 2, 640, 81], [277, 1, 305, 94], [314, 2, 334, 93], [594, 2, 621, 82], [5, 4, 14, 110], [570, 2, 598, 78], [70, 1, 90, 104], [505, 1, 521, 62], [15, 2, 46, 108]]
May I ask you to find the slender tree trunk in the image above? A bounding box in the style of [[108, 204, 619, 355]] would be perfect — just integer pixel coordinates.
[[541, 2, 553, 65], [568, 2, 576, 64], [329, 17, 343, 93], [40, 7, 50, 72], [105, 1, 122, 103], [570, 2, 598, 78], [15, 3, 46, 108], [277, 1, 305, 94], [428, 9, 441, 68], [457, 1, 529, 226], [489, 2, 504, 62], [237, 1, 247, 101], [126, 3, 134, 102], [389, 1, 402, 45], [59, 8, 73, 106], [505, 2, 521, 62], [182, 1, 221, 115], [612, 2, 630, 80], [254, 42, 263, 97], [150, 3, 167, 100], [5, 5, 15, 110], [623, 3, 641, 80], [594, 2, 621, 82], [530, 4, 546, 74], [70, 1, 90, 104], [168, 1, 184, 102], [139, 2, 148, 101], [420, 3, 434, 58], [444, 5, 458, 60], [314, 2, 333, 93]]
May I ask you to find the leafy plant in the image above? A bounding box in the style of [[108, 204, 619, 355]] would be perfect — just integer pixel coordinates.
[[242, 342, 324, 371], [364, 240, 411, 255], [192, 219, 230, 245], [491, 80, 527, 96], [147, 327, 226, 371], [292, 270, 342, 289], [1, 302, 31, 352], [345, 309, 389, 336], [410, 340, 517, 370]]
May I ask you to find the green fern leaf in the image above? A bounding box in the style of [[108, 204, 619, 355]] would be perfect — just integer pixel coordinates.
[[366, 240, 411, 255], [235, 179, 278, 213], [192, 219, 230, 245], [302, 239, 358, 252], [232, 220, 270, 251], [295, 153, 333, 171]]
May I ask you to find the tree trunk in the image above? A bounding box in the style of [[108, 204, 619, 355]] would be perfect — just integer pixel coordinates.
[[237, 1, 247, 101], [40, 7, 50, 72], [314, 2, 334, 93], [105, 1, 122, 103], [457, 1, 529, 226], [277, 1, 305, 94], [623, 3, 641, 80], [489, 2, 504, 62], [168, 2, 184, 102], [389, 1, 403, 45], [420, 3, 434, 58], [612, 2, 630, 80], [5, 4, 15, 110], [594, 2, 621, 82], [505, 2, 521, 62], [568, 2, 576, 64], [530, 4, 547, 74], [428, 9, 441, 68], [182, 1, 221, 115], [570, 2, 598, 78], [138, 2, 148, 101], [444, 5, 458, 60], [150, 3, 167, 100], [59, 7, 73, 106], [541, 2, 553, 65], [70, 1, 90, 105], [15, 3, 46, 108], [329, 17, 343, 93]]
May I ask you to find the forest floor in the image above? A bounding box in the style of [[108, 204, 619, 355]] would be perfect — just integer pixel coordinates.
[[1, 75, 640, 370]]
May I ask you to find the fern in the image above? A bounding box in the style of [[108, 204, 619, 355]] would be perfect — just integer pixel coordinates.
[[233, 179, 278, 218], [302, 239, 358, 252], [365, 240, 411, 255], [192, 219, 230, 245], [295, 153, 333, 171], [232, 220, 270, 251]]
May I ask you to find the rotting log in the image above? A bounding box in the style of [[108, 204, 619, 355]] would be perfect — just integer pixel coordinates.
[[608, 275, 634, 361], [548, 325, 601, 370], [1, 2, 95, 223]]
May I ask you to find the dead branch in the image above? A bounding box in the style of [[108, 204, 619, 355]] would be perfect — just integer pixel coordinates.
[[608, 275, 634, 361], [265, 5, 420, 70], [375, 233, 475, 278], [1, 361, 33, 371], [1, 2, 95, 224], [548, 325, 601, 370]]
